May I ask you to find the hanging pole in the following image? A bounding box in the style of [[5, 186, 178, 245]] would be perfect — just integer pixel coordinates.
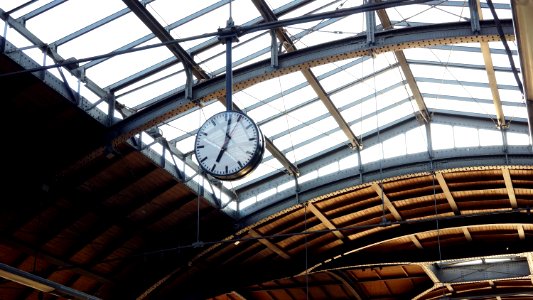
[[225, 25, 233, 111], [220, 1, 237, 112]]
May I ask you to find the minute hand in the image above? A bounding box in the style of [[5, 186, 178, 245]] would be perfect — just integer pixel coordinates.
[[215, 118, 232, 163]]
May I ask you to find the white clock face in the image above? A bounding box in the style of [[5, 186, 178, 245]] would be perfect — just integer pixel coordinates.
[[194, 111, 264, 180]]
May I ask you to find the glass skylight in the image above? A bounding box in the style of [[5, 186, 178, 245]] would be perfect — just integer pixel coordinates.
[[1, 0, 530, 216]]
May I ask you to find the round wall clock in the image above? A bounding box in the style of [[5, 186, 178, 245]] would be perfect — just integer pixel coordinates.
[[194, 111, 265, 181]]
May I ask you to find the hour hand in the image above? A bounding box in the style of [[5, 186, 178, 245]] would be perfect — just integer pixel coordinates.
[[215, 145, 226, 163]]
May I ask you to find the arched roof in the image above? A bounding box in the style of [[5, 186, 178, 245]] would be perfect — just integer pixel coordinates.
[[0, 0, 532, 299]]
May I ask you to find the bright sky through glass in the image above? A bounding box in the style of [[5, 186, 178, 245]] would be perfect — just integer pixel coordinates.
[[1, 0, 530, 213]]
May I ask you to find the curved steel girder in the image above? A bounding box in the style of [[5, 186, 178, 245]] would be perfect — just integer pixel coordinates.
[[107, 20, 515, 146]]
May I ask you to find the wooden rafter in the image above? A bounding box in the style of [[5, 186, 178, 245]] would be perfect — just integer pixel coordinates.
[[376, 4, 430, 122], [502, 168, 518, 208], [372, 183, 402, 221], [248, 229, 290, 260], [518, 225, 526, 240], [308, 202, 345, 241], [462, 227, 473, 241], [475, 0, 507, 127], [436, 173, 460, 215], [410, 235, 423, 249]]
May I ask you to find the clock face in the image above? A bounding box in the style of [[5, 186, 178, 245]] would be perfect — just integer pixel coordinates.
[[194, 111, 265, 180]]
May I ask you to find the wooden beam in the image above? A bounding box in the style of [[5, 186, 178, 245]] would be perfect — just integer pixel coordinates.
[[445, 284, 454, 292], [436, 173, 460, 215], [410, 235, 424, 249], [376, 5, 430, 122], [248, 229, 290, 260], [251, 0, 361, 149], [326, 271, 363, 300], [308, 202, 345, 241], [372, 183, 402, 221], [502, 168, 518, 208], [476, 0, 507, 127], [229, 291, 247, 300], [518, 224, 526, 240], [462, 227, 473, 241]]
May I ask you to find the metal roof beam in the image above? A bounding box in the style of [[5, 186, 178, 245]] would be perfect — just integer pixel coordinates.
[[122, 0, 299, 177], [107, 20, 515, 146], [511, 0, 533, 147], [376, 4, 430, 123], [122, 0, 208, 80], [252, 0, 362, 149], [17, 0, 66, 22], [0, 9, 108, 100]]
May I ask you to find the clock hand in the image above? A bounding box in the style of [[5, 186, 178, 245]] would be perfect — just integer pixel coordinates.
[[216, 117, 232, 163]]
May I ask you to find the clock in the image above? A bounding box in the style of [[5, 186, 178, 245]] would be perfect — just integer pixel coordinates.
[[194, 111, 265, 181]]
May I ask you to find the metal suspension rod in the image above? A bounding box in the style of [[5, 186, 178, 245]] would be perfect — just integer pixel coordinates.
[[225, 30, 233, 111]]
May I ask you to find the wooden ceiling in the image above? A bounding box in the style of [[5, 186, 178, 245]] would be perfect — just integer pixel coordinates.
[[1, 44, 533, 300]]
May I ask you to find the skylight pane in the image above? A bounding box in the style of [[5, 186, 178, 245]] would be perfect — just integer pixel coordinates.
[[290, 130, 345, 161], [2, 0, 53, 16], [425, 94, 498, 117], [503, 103, 528, 120], [295, 14, 365, 48], [319, 162, 339, 177], [87, 39, 175, 87], [498, 88, 523, 103], [146, 0, 218, 27], [117, 63, 184, 105], [278, 179, 295, 193], [58, 13, 151, 63], [383, 134, 406, 159], [175, 135, 196, 154], [339, 153, 358, 170], [360, 143, 383, 164], [420, 82, 495, 111], [330, 81, 375, 109], [431, 123, 454, 150], [392, 4, 469, 24], [26, 0, 126, 43], [298, 170, 318, 184], [479, 129, 503, 146], [507, 132, 531, 146], [114, 71, 185, 108], [453, 126, 479, 148], [240, 196, 255, 210], [406, 126, 427, 154], [195, 43, 227, 76]]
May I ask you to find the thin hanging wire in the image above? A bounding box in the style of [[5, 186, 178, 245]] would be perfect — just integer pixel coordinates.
[[278, 77, 298, 165], [372, 54, 387, 221], [432, 172, 443, 262], [303, 201, 309, 300]]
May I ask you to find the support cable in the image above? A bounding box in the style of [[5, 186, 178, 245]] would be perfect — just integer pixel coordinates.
[[372, 55, 387, 222]]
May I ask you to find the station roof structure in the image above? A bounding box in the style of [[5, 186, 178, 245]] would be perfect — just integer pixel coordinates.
[[1, 0, 532, 299]]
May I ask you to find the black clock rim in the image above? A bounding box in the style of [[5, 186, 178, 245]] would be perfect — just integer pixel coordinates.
[[194, 111, 265, 181]]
